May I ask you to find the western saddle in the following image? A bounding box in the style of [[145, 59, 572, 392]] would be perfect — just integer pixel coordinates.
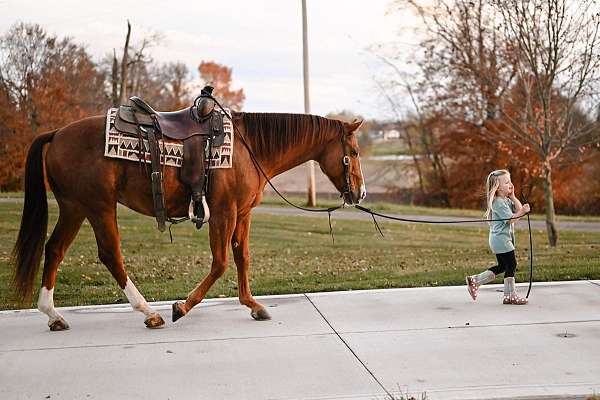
[[113, 86, 226, 231]]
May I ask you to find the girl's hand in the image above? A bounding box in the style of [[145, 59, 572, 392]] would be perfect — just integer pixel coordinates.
[[522, 204, 530, 214]]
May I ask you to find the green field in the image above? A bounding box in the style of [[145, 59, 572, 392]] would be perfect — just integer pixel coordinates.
[[370, 142, 411, 157], [1, 199, 599, 310]]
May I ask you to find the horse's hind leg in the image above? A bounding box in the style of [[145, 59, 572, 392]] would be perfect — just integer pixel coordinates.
[[87, 209, 165, 329], [38, 202, 85, 331], [232, 214, 270, 320]]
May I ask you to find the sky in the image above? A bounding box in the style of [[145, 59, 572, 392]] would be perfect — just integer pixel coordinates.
[[0, 0, 416, 120]]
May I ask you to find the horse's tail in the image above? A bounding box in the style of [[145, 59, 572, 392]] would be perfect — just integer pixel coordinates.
[[11, 130, 57, 303]]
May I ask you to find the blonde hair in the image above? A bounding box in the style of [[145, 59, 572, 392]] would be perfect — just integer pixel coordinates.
[[484, 169, 510, 220]]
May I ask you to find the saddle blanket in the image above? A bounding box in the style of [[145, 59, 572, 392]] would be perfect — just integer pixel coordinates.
[[103, 107, 234, 169]]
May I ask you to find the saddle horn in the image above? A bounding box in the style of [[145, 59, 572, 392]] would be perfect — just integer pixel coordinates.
[[194, 85, 216, 121]]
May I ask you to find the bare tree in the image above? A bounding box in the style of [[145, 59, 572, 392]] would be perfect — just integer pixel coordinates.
[[118, 21, 131, 106], [149, 62, 192, 109], [165, 62, 190, 108], [112, 22, 162, 106], [490, 0, 600, 246], [371, 74, 427, 196], [0, 22, 106, 190], [111, 49, 118, 106], [395, 0, 600, 246], [0, 23, 50, 132], [372, 40, 457, 204], [128, 33, 162, 96], [397, 0, 516, 123], [391, 0, 516, 207]]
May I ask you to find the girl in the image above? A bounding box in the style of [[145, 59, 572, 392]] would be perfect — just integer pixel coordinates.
[[466, 169, 530, 305]]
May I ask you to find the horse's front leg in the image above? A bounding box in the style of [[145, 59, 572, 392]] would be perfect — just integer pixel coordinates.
[[232, 213, 270, 320], [172, 213, 235, 322]]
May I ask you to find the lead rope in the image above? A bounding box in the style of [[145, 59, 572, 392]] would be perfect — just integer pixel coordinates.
[[522, 192, 534, 298], [177, 92, 536, 296], [525, 212, 533, 298], [354, 205, 534, 298], [232, 122, 342, 244]]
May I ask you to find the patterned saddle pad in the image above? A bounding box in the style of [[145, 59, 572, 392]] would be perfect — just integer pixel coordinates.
[[103, 108, 234, 169]]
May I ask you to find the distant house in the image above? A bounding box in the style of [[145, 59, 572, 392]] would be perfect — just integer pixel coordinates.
[[371, 127, 405, 145], [367, 121, 412, 146], [382, 129, 401, 140]]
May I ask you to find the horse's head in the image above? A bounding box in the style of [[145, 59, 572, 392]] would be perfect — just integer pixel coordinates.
[[318, 119, 367, 205]]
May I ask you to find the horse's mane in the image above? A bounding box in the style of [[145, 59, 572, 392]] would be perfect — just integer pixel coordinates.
[[238, 113, 343, 159]]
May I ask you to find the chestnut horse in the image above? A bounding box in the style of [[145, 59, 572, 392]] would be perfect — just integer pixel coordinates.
[[12, 111, 365, 330]]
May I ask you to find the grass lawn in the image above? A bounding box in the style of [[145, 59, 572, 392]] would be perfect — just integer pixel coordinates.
[[370, 142, 410, 157], [1, 200, 599, 310]]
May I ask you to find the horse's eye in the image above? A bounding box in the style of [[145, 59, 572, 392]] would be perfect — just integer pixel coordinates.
[[351, 150, 359, 157]]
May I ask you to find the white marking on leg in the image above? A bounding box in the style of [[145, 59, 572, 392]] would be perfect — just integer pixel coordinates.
[[37, 287, 65, 324], [358, 156, 367, 201], [123, 277, 154, 317]]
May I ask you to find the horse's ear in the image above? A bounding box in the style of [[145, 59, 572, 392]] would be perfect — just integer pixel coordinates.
[[345, 119, 363, 136]]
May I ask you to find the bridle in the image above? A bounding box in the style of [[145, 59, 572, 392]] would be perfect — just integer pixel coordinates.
[[340, 133, 354, 205], [197, 92, 355, 214]]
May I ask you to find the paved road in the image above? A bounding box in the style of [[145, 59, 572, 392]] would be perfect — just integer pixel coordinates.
[[3, 198, 599, 232], [253, 206, 600, 232], [1, 281, 599, 400]]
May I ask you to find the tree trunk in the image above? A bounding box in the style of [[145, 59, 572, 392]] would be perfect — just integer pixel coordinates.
[[411, 153, 424, 196], [418, 125, 449, 205], [29, 107, 38, 134], [111, 49, 119, 107], [131, 62, 139, 96], [542, 161, 559, 247], [402, 127, 424, 195], [118, 21, 131, 106]]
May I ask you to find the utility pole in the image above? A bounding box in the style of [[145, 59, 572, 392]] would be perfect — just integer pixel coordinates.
[[302, 0, 317, 207]]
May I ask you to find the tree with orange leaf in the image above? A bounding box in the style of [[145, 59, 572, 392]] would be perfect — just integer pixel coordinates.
[[198, 61, 245, 110], [393, 0, 600, 246], [0, 23, 106, 190]]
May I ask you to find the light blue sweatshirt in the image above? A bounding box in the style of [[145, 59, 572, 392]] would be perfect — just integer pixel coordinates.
[[489, 197, 516, 254]]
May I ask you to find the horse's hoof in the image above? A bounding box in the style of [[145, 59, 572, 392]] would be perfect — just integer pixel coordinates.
[[49, 318, 70, 331], [172, 301, 187, 323], [144, 313, 165, 329], [251, 307, 271, 321]]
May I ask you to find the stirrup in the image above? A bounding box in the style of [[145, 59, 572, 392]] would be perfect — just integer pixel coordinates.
[[503, 293, 528, 305], [188, 196, 210, 229], [466, 276, 478, 301]]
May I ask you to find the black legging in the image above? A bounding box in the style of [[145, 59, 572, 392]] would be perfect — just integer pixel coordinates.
[[488, 250, 517, 278]]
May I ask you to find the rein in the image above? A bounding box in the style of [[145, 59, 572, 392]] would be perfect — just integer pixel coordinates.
[[353, 204, 534, 299], [192, 93, 347, 243], [230, 120, 345, 243]]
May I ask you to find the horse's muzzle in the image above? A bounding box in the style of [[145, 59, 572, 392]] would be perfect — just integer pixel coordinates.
[[343, 184, 366, 205]]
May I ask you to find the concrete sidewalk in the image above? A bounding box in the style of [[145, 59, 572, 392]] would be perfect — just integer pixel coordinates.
[[1, 281, 599, 400]]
